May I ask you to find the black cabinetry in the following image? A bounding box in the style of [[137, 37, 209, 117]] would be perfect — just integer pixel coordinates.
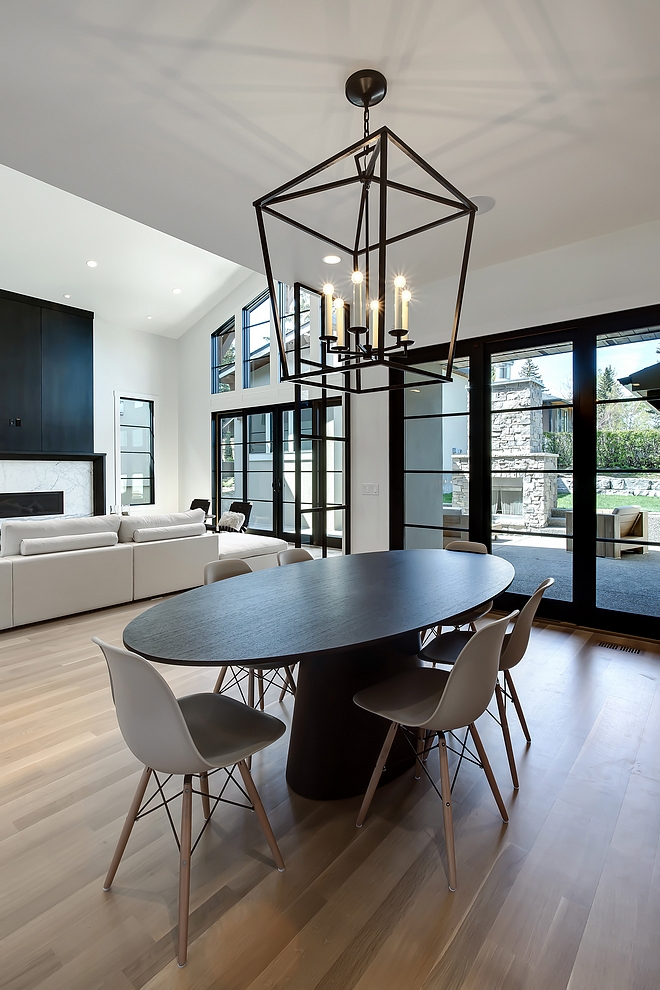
[[0, 290, 93, 454]]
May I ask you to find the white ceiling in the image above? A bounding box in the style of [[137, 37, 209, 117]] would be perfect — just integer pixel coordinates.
[[0, 0, 659, 319], [0, 164, 248, 337]]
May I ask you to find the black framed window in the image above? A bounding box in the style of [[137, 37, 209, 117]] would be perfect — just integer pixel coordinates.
[[391, 303, 660, 639], [211, 317, 236, 393], [279, 283, 312, 379], [120, 397, 154, 506], [243, 291, 271, 388]]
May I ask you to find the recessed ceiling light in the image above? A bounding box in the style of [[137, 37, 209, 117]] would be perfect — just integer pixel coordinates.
[[172, 287, 182, 294], [86, 260, 98, 268], [63, 294, 71, 299], [146, 315, 152, 320], [323, 255, 341, 265]]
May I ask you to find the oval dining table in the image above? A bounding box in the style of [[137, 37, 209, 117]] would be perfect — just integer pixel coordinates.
[[123, 549, 514, 800]]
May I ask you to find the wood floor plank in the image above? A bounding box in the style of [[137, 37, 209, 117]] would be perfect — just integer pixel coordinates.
[[0, 602, 659, 989]]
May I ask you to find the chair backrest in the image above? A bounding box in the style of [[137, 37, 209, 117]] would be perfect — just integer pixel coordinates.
[[204, 557, 252, 584], [499, 577, 554, 671], [190, 499, 211, 514], [612, 505, 641, 537], [229, 501, 252, 530], [278, 547, 314, 565], [92, 638, 209, 774], [425, 611, 518, 732], [445, 540, 488, 554]]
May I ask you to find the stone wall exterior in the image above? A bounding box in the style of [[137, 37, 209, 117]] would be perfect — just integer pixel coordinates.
[[491, 379, 544, 454]]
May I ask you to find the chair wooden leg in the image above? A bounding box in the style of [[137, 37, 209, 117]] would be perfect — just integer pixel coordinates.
[[438, 733, 457, 891], [504, 669, 531, 743], [415, 728, 426, 779], [199, 772, 211, 819], [237, 761, 285, 871], [177, 775, 193, 967], [212, 666, 228, 694], [495, 682, 519, 789], [103, 766, 152, 890], [257, 671, 265, 711], [285, 665, 297, 695], [356, 721, 398, 827], [468, 722, 509, 823], [247, 671, 255, 769]]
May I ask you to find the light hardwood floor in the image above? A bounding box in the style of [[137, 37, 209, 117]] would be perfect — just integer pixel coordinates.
[[0, 601, 659, 990]]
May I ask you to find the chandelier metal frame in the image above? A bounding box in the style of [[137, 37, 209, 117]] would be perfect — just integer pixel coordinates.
[[253, 70, 477, 395]]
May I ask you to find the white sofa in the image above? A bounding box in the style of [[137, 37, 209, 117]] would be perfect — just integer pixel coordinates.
[[0, 510, 289, 629]]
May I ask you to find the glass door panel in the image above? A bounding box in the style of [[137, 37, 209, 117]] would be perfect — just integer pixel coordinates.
[[247, 412, 273, 531], [595, 327, 660, 615], [219, 415, 243, 516], [490, 343, 573, 601]]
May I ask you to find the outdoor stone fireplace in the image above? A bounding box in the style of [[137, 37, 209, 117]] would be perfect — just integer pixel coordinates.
[[452, 377, 558, 529]]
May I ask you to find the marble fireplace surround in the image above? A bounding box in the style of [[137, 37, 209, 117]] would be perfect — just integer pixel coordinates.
[[0, 452, 106, 522]]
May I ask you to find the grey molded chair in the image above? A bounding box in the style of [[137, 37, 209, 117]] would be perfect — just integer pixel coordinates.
[[93, 637, 285, 968], [205, 557, 296, 709], [418, 577, 554, 789], [278, 547, 314, 565], [438, 541, 495, 631], [353, 611, 517, 890]]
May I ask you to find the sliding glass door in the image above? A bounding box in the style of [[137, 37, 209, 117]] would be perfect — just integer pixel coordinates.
[[391, 303, 660, 637], [214, 396, 349, 553]]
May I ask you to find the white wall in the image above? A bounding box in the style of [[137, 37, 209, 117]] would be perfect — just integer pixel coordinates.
[[94, 319, 179, 513]]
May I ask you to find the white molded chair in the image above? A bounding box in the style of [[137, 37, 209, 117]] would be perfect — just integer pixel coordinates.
[[93, 637, 285, 968], [205, 557, 297, 708], [353, 611, 517, 891], [439, 541, 494, 631], [418, 578, 554, 789], [278, 547, 314, 565]]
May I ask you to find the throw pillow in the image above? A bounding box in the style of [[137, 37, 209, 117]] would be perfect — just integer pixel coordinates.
[[217, 510, 245, 532]]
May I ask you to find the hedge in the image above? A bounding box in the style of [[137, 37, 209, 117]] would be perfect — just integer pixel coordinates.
[[543, 430, 660, 470]]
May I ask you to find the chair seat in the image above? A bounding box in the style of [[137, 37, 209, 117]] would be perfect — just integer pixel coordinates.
[[419, 629, 472, 666], [354, 667, 450, 727], [178, 693, 286, 768]]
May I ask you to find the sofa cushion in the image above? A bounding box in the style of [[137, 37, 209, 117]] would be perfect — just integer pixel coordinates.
[[217, 532, 288, 560], [1, 514, 120, 557], [20, 531, 119, 555], [118, 508, 205, 543], [132, 523, 206, 543]]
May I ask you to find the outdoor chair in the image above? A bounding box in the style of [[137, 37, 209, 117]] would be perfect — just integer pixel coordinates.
[[93, 638, 285, 968], [353, 612, 517, 890], [596, 505, 648, 558]]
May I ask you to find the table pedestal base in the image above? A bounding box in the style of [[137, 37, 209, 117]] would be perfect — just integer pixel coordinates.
[[286, 632, 421, 800]]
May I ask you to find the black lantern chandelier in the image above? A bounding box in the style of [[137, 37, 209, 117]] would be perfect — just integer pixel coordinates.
[[254, 69, 477, 394]]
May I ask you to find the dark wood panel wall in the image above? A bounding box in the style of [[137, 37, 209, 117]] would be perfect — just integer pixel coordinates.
[[0, 289, 93, 454]]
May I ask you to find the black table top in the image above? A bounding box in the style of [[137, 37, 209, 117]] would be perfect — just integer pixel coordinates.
[[122, 549, 514, 667]]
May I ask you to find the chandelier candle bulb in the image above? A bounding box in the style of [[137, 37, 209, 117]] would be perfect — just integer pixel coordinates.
[[323, 283, 335, 338], [393, 275, 406, 330], [370, 299, 379, 349], [334, 298, 345, 348], [351, 270, 365, 327], [401, 289, 411, 338]]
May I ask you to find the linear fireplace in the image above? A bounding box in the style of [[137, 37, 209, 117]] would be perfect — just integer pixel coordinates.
[[0, 491, 64, 518]]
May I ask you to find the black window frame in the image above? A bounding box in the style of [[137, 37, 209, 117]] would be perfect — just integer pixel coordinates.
[[119, 396, 155, 507], [390, 301, 660, 640], [211, 316, 236, 394], [242, 290, 271, 389]]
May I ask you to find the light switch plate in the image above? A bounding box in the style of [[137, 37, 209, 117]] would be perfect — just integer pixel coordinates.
[[361, 483, 379, 495]]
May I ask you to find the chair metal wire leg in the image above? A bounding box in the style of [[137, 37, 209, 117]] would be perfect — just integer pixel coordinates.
[[504, 669, 531, 743], [495, 682, 519, 789], [468, 722, 509, 822], [438, 733, 457, 891], [177, 775, 193, 967], [103, 766, 152, 890], [356, 721, 398, 827], [212, 666, 228, 694], [237, 761, 285, 871]]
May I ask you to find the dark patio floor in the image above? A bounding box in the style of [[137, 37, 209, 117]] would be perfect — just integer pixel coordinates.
[[492, 543, 660, 617]]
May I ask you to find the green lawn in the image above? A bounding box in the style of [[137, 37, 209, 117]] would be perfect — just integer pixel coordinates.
[[557, 493, 660, 510]]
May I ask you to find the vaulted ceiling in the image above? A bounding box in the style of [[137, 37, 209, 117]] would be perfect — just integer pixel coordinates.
[[1, 1, 659, 285]]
